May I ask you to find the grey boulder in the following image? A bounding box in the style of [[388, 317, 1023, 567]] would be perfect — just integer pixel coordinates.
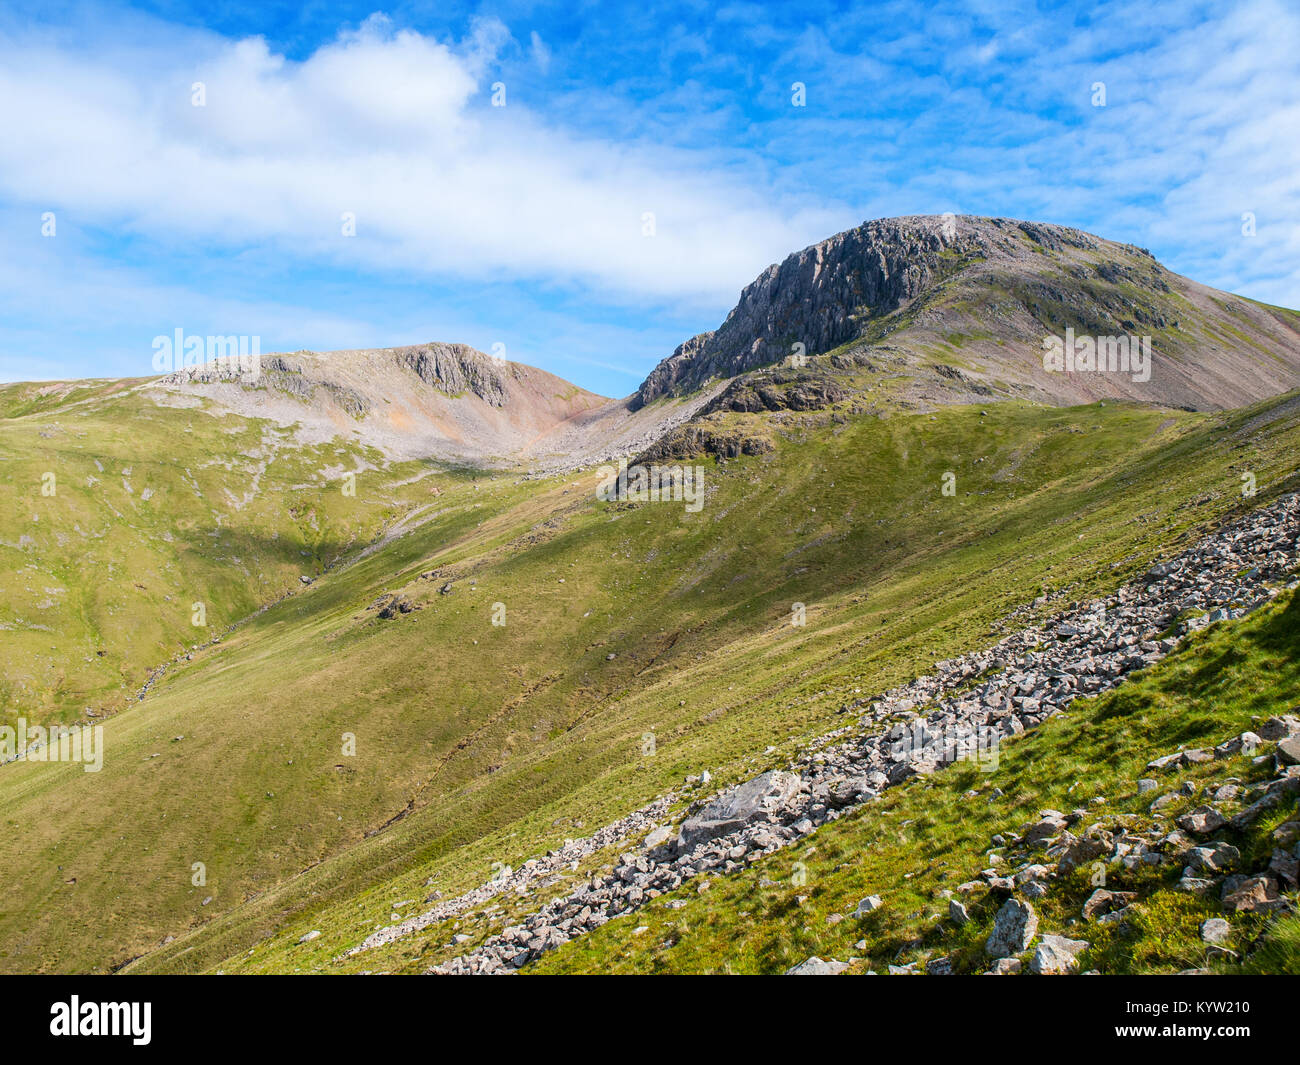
[[785, 956, 849, 975], [1030, 934, 1089, 974], [986, 898, 1038, 958], [677, 771, 801, 848]]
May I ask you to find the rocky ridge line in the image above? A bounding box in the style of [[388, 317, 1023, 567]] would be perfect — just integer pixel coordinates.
[[631, 216, 1118, 408]]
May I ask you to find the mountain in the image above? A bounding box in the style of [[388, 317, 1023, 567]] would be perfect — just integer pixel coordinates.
[[632, 215, 1300, 414], [134, 216, 1300, 472], [155, 341, 604, 465], [2, 216, 1299, 977], [149, 339, 716, 470]]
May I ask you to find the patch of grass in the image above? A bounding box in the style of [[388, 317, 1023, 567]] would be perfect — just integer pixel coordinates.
[[532, 591, 1300, 973], [1, 386, 1298, 974]]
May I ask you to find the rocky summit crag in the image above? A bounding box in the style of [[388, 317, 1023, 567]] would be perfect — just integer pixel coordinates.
[[633, 215, 1300, 416]]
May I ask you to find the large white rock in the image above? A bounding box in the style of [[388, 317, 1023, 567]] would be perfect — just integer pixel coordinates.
[[786, 956, 849, 975], [854, 895, 883, 917], [1030, 934, 1089, 974], [986, 898, 1038, 958], [678, 771, 802, 848]]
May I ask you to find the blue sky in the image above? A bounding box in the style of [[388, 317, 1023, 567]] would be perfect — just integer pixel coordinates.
[[1, 0, 1297, 396]]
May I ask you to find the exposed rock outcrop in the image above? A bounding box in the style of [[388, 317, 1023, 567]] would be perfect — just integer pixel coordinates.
[[632, 214, 1300, 413], [677, 771, 801, 849], [396, 343, 510, 407], [633, 216, 985, 406]]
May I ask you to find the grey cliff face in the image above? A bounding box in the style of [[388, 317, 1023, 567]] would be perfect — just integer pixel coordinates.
[[632, 216, 987, 407], [398, 342, 511, 408], [631, 215, 1108, 408]]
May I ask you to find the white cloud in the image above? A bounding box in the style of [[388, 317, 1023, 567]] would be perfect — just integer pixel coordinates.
[[0, 15, 845, 309]]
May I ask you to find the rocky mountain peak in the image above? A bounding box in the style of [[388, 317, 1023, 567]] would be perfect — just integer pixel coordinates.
[[631, 215, 1164, 408], [396, 342, 511, 408]]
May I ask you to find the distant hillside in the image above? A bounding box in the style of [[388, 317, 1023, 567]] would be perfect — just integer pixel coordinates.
[[150, 342, 610, 465], [15, 216, 1300, 474], [143, 341, 717, 470]]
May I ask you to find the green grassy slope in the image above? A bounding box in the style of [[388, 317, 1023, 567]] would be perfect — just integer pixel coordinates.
[[531, 588, 1300, 975], [76, 392, 1297, 977], [0, 382, 445, 723]]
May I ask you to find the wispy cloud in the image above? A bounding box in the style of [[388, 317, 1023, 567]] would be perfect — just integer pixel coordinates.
[[0, 12, 845, 309]]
